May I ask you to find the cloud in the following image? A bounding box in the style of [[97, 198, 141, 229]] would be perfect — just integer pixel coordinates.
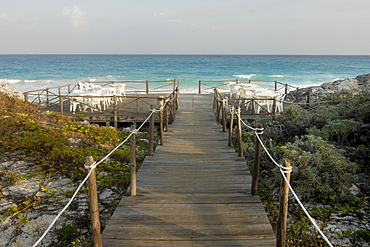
[[154, 12, 165, 17], [61, 5, 87, 30], [0, 12, 7, 19]]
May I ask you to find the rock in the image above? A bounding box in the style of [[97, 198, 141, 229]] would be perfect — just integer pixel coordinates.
[[321, 77, 359, 94], [292, 73, 370, 102], [356, 73, 370, 90], [0, 84, 24, 100]]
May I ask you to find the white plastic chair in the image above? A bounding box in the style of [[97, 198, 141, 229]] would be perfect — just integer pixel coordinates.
[[69, 95, 83, 114], [99, 89, 113, 109], [86, 96, 102, 112], [86, 83, 102, 91], [255, 99, 270, 114], [276, 94, 286, 113], [115, 84, 126, 96], [112, 84, 126, 102], [229, 83, 240, 99], [238, 88, 255, 110], [68, 89, 85, 113]]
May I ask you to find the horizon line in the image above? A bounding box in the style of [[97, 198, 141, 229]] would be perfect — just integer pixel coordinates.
[[1, 53, 370, 56]]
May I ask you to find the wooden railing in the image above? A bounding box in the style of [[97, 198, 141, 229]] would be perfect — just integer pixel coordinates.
[[23, 79, 179, 106], [24, 84, 78, 106], [90, 79, 179, 94], [199, 79, 303, 98], [213, 88, 287, 121]]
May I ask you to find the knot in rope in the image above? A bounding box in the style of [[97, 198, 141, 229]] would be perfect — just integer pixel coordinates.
[[255, 127, 264, 134], [131, 129, 138, 135], [84, 161, 97, 170], [281, 166, 292, 173]]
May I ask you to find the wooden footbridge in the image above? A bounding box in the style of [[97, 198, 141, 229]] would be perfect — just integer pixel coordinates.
[[101, 94, 276, 246]]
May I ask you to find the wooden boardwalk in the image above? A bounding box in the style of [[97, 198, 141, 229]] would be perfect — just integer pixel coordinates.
[[101, 94, 276, 246]]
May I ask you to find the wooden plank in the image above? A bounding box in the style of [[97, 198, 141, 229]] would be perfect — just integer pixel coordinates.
[[102, 94, 276, 246]]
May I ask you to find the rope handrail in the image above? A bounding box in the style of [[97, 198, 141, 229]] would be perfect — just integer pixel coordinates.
[[32, 97, 175, 246], [235, 111, 333, 247]]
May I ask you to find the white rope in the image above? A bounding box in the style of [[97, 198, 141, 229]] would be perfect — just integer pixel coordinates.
[[235, 109, 332, 245], [32, 166, 96, 247], [84, 161, 97, 170], [33, 109, 155, 246], [234, 110, 257, 131], [255, 132, 291, 172], [280, 169, 333, 247]]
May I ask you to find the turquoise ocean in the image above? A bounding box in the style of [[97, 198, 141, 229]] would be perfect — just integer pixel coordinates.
[[1, 55, 369, 93]]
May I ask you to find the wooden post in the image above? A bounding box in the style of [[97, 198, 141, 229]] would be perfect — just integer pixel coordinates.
[[130, 125, 137, 196], [158, 96, 164, 145], [146, 80, 149, 94], [199, 80, 202, 94], [277, 159, 291, 247], [113, 95, 118, 128], [251, 99, 256, 114], [173, 87, 178, 115], [236, 106, 243, 157], [149, 105, 155, 156], [306, 92, 311, 104], [213, 90, 217, 113], [296, 87, 299, 100], [23, 92, 28, 102], [228, 106, 235, 147], [216, 98, 221, 123], [59, 96, 64, 114], [168, 100, 174, 123], [164, 102, 169, 132], [272, 98, 277, 119], [251, 123, 263, 196], [85, 156, 103, 247], [46, 88, 49, 105], [222, 98, 228, 132]]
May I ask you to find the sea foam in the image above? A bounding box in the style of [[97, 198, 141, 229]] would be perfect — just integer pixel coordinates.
[[233, 74, 256, 79]]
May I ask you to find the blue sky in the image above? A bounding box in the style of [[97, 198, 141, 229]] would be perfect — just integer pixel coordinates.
[[1, 0, 369, 55]]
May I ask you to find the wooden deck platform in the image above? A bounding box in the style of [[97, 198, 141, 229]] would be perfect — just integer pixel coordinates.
[[42, 93, 176, 126], [101, 94, 276, 246]]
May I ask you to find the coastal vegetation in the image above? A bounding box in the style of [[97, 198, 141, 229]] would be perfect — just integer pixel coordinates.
[[243, 92, 370, 246], [0, 92, 151, 246], [1, 88, 370, 246]]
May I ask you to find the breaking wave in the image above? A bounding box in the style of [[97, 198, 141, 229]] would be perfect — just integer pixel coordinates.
[[233, 74, 256, 79]]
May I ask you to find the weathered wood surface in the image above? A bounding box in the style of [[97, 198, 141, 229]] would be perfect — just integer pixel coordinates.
[[102, 94, 276, 246]]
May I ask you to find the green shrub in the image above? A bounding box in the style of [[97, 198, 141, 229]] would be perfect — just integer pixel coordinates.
[[90, 126, 129, 145], [308, 119, 361, 145], [280, 135, 358, 204], [97, 161, 130, 188], [5, 130, 67, 157], [276, 104, 311, 138], [110, 148, 131, 163]]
